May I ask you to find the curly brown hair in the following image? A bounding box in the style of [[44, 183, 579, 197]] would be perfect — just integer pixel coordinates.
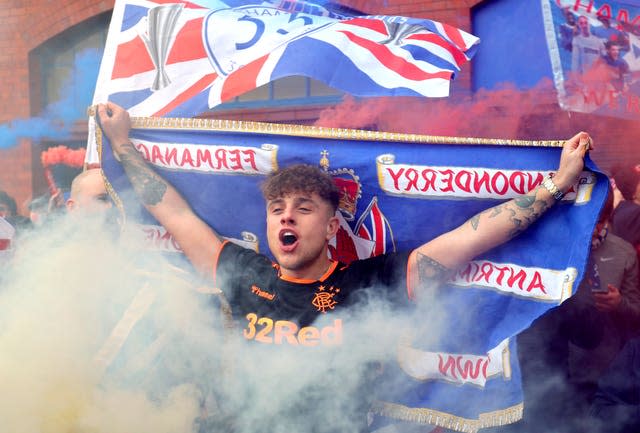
[[261, 164, 340, 212]]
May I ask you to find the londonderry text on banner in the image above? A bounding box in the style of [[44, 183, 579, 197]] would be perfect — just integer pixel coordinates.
[[542, 0, 640, 119], [95, 117, 608, 432]]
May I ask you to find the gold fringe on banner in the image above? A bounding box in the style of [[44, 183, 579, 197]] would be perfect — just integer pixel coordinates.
[[125, 115, 564, 147], [371, 400, 524, 433]]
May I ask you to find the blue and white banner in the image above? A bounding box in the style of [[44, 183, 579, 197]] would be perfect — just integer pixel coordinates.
[[542, 0, 640, 119], [88, 0, 607, 430], [96, 118, 608, 431], [92, 0, 478, 118]]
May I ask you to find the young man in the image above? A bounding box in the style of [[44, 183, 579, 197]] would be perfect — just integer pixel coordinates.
[[596, 41, 630, 93], [572, 15, 605, 75], [97, 101, 591, 430]]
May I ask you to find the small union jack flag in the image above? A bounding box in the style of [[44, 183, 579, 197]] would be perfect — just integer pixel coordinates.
[[355, 196, 395, 257]]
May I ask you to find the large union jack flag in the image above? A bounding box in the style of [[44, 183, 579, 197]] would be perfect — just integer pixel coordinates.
[[92, 0, 479, 118]]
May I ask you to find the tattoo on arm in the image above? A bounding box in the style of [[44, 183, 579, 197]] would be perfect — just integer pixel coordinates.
[[466, 185, 552, 238], [119, 145, 168, 206], [513, 194, 536, 209], [489, 206, 503, 218], [470, 214, 480, 230], [417, 252, 451, 289]]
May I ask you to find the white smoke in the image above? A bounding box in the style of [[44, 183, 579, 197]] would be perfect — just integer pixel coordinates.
[[0, 215, 217, 433], [0, 213, 443, 433]]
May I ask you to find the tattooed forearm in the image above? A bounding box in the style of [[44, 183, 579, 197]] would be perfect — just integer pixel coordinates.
[[417, 252, 451, 288], [470, 201, 505, 229], [506, 200, 551, 237], [467, 185, 552, 238], [118, 145, 168, 206], [513, 194, 536, 209]]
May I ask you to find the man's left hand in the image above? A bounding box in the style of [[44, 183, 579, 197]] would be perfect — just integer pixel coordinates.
[[553, 132, 592, 192]]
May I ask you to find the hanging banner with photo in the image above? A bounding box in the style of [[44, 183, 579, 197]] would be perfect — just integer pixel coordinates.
[[542, 0, 640, 119]]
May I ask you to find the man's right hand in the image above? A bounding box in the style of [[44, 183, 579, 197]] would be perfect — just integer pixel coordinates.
[[97, 102, 132, 156]]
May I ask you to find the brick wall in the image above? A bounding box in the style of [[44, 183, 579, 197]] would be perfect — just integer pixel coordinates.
[[0, 139, 33, 213], [0, 0, 115, 215]]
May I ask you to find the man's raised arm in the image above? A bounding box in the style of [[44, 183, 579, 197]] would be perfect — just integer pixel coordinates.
[[410, 132, 592, 289], [97, 102, 222, 277]]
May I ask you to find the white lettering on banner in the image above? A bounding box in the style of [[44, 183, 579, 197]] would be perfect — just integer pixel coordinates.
[[131, 224, 259, 253], [376, 154, 597, 203], [397, 338, 512, 387], [132, 140, 278, 175], [450, 260, 578, 303]]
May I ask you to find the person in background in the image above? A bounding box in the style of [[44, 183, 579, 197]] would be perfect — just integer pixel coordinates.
[[0, 189, 30, 233], [0, 215, 15, 277], [65, 168, 113, 214], [572, 15, 605, 75], [610, 162, 640, 259], [0, 190, 17, 220], [559, 8, 577, 52], [595, 41, 630, 93], [568, 185, 640, 420]]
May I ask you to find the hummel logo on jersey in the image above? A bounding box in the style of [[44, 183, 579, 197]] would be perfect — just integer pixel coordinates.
[[251, 285, 275, 301]]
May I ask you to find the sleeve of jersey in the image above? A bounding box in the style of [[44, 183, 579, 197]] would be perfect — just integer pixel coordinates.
[[212, 241, 273, 299]]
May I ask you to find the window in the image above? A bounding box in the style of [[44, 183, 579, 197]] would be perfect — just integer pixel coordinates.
[[31, 12, 110, 118], [214, 76, 343, 110]]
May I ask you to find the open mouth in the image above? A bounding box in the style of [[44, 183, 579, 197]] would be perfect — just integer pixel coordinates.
[[280, 230, 298, 246]]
